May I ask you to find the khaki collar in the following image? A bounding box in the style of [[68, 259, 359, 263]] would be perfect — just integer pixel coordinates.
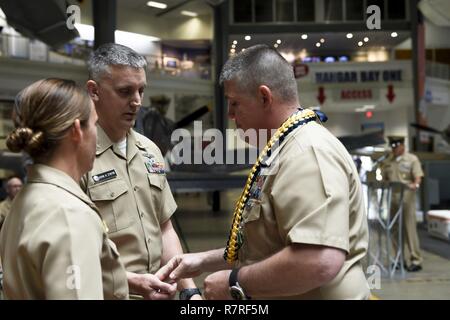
[[96, 125, 145, 162], [96, 125, 114, 155], [263, 123, 309, 167], [27, 164, 97, 212]]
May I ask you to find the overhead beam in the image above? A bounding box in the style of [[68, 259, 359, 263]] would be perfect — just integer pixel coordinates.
[[92, 0, 116, 48], [213, 1, 229, 139], [228, 21, 411, 34]]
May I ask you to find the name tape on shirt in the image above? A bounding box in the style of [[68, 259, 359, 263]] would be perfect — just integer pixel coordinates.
[[92, 169, 117, 184]]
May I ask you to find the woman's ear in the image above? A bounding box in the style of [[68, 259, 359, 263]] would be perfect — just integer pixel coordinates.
[[71, 119, 83, 144], [86, 80, 99, 101]]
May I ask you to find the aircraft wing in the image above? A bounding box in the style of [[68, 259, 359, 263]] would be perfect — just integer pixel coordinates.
[[337, 130, 386, 151]]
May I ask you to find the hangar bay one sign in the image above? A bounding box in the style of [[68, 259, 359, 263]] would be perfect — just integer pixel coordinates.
[[315, 70, 403, 83]]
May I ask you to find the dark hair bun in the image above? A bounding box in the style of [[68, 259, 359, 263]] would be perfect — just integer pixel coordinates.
[[6, 127, 45, 156]]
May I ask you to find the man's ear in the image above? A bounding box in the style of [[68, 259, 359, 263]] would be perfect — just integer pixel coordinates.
[[70, 119, 83, 144], [86, 80, 99, 102], [259, 85, 273, 108]]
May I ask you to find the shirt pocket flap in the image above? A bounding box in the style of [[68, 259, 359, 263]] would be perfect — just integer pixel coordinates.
[[89, 179, 128, 201], [148, 173, 166, 191]]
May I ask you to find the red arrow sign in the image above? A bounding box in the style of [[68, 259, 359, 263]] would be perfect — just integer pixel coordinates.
[[317, 87, 326, 104], [386, 84, 395, 103]]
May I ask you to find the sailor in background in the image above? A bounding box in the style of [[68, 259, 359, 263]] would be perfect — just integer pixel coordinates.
[[381, 136, 424, 272]]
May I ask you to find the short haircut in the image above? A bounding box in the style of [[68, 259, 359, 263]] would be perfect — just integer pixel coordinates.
[[219, 44, 298, 103], [87, 43, 147, 81]]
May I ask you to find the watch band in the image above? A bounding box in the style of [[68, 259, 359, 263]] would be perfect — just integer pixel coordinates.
[[229, 267, 241, 287], [179, 288, 202, 300], [229, 268, 251, 300]]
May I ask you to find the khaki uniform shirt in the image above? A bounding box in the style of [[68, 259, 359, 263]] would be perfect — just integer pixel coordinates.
[[0, 197, 12, 231], [237, 121, 370, 299], [0, 165, 128, 299], [81, 126, 177, 274], [381, 152, 424, 185]]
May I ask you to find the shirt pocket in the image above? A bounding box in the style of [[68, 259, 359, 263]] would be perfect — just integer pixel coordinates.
[[399, 161, 412, 180], [242, 199, 262, 224], [89, 179, 132, 233], [147, 173, 167, 213], [147, 173, 166, 191]]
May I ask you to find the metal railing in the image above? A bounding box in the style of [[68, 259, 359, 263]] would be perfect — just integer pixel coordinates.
[[0, 33, 212, 80], [426, 61, 450, 80]]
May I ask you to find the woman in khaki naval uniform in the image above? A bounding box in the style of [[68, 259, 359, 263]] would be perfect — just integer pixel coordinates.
[[0, 78, 128, 299]]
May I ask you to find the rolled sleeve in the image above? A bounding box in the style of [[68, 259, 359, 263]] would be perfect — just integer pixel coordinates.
[[159, 177, 177, 223]]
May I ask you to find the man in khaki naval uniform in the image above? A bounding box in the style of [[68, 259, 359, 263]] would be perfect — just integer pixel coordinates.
[[0, 176, 23, 231], [158, 44, 370, 300], [84, 43, 200, 300], [0, 165, 129, 299], [381, 136, 424, 272], [0, 176, 22, 298]]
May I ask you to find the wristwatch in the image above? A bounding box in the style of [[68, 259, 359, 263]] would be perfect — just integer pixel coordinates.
[[229, 268, 250, 300], [179, 288, 202, 300]]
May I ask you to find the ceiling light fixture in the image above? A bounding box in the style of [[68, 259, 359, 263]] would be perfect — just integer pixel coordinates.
[[277, 39, 281, 44], [358, 41, 363, 46], [146, 1, 167, 9], [181, 10, 198, 17], [316, 42, 321, 47], [346, 33, 353, 39], [391, 32, 398, 37], [301, 34, 308, 40], [364, 37, 369, 42], [245, 35, 251, 41], [320, 38, 325, 43]]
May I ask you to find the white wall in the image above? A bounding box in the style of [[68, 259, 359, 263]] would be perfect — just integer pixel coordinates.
[[165, 15, 213, 40], [294, 61, 420, 149], [323, 112, 361, 136], [396, 18, 450, 50], [79, 0, 212, 41]]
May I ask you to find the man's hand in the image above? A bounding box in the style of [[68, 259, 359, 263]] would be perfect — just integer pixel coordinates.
[[127, 272, 177, 300], [408, 183, 419, 191], [157, 252, 207, 282], [203, 270, 232, 300]]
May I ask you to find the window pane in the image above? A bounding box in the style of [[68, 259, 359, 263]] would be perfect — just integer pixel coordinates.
[[367, 0, 385, 20], [388, 0, 406, 20], [276, 0, 294, 22], [256, 0, 273, 22], [346, 0, 364, 21], [324, 0, 343, 21], [297, 0, 315, 21], [233, 0, 252, 23]]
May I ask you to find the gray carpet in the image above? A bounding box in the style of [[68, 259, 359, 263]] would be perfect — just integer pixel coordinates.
[[418, 225, 450, 260]]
